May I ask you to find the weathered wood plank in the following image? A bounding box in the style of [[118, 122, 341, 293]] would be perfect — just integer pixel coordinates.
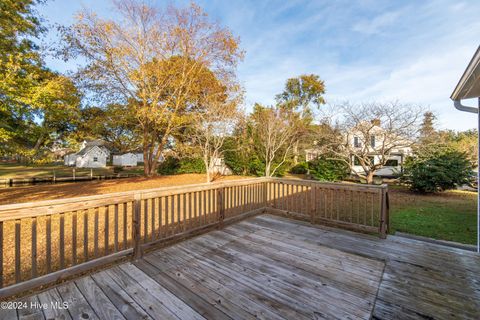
[[37, 287, 72, 320], [57, 281, 99, 320], [91, 271, 152, 320], [75, 276, 125, 319]]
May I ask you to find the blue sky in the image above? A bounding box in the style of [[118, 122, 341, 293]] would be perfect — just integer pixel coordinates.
[[38, 0, 480, 130]]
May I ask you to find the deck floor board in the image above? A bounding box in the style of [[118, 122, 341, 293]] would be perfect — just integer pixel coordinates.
[[4, 214, 480, 320]]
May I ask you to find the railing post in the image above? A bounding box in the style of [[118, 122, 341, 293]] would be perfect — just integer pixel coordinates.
[[217, 187, 225, 229], [132, 193, 142, 259], [379, 185, 388, 239]]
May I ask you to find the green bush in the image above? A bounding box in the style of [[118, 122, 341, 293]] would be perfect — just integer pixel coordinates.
[[177, 157, 205, 174], [308, 157, 349, 182], [290, 162, 308, 174], [401, 145, 473, 193], [157, 156, 205, 175]]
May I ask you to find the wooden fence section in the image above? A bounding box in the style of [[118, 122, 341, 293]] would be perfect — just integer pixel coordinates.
[[0, 178, 266, 298], [0, 177, 388, 299], [266, 178, 389, 236]]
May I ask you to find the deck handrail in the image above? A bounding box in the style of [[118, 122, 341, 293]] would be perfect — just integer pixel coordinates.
[[0, 177, 388, 299]]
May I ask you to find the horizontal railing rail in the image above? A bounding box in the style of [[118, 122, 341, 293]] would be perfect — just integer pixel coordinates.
[[0, 177, 388, 299]]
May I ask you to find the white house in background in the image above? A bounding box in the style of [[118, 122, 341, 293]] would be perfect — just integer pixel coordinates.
[[348, 125, 412, 177], [305, 124, 412, 177], [210, 157, 233, 175], [64, 140, 110, 168], [113, 153, 138, 167]]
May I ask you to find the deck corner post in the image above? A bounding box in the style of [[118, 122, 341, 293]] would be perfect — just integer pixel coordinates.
[[132, 193, 142, 260], [379, 185, 388, 239]]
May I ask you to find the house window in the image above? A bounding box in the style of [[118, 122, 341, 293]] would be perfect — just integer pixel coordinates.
[[385, 159, 399, 166], [93, 157, 98, 162], [370, 135, 376, 147], [353, 136, 361, 148]]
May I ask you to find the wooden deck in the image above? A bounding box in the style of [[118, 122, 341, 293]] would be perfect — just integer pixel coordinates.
[[2, 214, 480, 320]]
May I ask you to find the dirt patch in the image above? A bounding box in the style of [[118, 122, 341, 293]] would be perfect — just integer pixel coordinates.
[[0, 174, 251, 205]]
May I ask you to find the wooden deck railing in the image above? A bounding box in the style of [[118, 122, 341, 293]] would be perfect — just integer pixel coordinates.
[[265, 178, 389, 236], [0, 177, 388, 298]]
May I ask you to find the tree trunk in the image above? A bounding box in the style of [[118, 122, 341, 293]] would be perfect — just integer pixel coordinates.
[[205, 156, 212, 183], [293, 140, 299, 165], [366, 171, 375, 184], [265, 163, 271, 177]]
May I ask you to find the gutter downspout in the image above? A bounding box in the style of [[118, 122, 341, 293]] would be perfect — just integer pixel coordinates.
[[453, 98, 480, 253]]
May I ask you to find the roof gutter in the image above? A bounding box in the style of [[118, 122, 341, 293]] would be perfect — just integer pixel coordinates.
[[453, 99, 478, 114]]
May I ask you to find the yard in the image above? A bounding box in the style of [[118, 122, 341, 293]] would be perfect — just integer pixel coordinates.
[[389, 185, 477, 245]]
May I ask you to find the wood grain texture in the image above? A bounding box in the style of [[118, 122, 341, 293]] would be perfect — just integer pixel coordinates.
[[5, 214, 480, 320]]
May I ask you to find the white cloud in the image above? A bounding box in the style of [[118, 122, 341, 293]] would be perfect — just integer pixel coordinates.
[[352, 10, 403, 35]]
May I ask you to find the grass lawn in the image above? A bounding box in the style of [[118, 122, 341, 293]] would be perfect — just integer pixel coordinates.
[[389, 185, 477, 245]]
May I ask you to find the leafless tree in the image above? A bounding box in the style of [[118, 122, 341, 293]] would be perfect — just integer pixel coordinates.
[[250, 104, 298, 177], [319, 101, 423, 184], [189, 88, 243, 182]]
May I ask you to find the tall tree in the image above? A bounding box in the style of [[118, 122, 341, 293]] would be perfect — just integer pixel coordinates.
[[275, 74, 326, 164], [419, 111, 437, 145], [62, 1, 243, 176], [189, 85, 242, 182], [249, 103, 297, 177], [0, 0, 81, 160]]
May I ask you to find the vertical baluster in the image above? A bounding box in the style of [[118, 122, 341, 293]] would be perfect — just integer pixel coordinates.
[[371, 193, 375, 226], [15, 219, 21, 283], [94, 208, 99, 258], [46, 215, 52, 273], [114, 204, 119, 252], [143, 199, 148, 242], [183, 193, 187, 232], [84, 210, 88, 261], [151, 198, 155, 241], [59, 213, 65, 269], [203, 190, 207, 225], [188, 193, 192, 230], [72, 212, 77, 265], [177, 193, 182, 230], [165, 196, 169, 235], [158, 197, 163, 238], [123, 203, 128, 249], [31, 217, 37, 278], [104, 206, 109, 255], [171, 195, 175, 235]]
